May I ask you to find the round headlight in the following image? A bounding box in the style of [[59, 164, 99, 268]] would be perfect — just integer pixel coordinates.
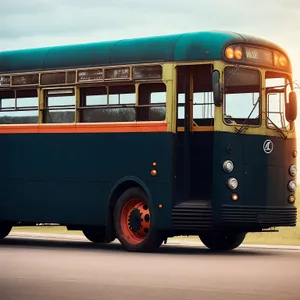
[[288, 180, 297, 192], [223, 160, 234, 172], [227, 178, 238, 190], [289, 165, 297, 177]]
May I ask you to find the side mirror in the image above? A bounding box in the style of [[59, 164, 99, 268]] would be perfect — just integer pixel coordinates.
[[286, 91, 297, 122], [212, 70, 224, 107]]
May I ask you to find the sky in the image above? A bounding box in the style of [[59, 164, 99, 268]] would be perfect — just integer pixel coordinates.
[[0, 0, 300, 126], [1, 0, 299, 80], [1, 1, 299, 83]]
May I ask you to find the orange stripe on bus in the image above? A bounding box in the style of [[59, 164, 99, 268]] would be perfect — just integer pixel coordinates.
[[0, 121, 168, 134]]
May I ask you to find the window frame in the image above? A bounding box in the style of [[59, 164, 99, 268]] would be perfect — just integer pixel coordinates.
[[0, 88, 39, 124], [42, 87, 76, 124], [222, 66, 262, 128], [78, 82, 167, 123], [265, 70, 292, 131]]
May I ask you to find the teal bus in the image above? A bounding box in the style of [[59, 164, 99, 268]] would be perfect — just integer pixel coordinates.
[[0, 30, 297, 252]]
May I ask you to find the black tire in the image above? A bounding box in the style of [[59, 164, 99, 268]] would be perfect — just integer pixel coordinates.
[[82, 228, 112, 244], [199, 232, 246, 251], [113, 187, 164, 252], [0, 224, 12, 240]]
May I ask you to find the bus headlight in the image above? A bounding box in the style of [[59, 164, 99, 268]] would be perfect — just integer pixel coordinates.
[[227, 178, 238, 190], [289, 165, 297, 177], [288, 180, 297, 192], [223, 160, 234, 172]]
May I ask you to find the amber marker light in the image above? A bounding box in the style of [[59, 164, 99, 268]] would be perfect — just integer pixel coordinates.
[[279, 55, 288, 67], [152, 162, 157, 166], [158, 204, 163, 209], [274, 53, 279, 66], [288, 195, 295, 203], [234, 46, 243, 60], [225, 46, 235, 59], [293, 150, 297, 158], [151, 170, 157, 176], [231, 193, 239, 201]]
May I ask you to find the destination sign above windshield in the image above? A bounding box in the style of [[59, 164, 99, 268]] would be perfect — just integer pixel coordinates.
[[245, 47, 273, 65]]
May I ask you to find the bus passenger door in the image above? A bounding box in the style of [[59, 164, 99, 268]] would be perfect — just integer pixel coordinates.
[[175, 65, 214, 204]]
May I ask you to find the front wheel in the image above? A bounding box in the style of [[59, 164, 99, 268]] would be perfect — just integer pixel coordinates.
[[0, 223, 12, 240], [113, 187, 164, 252], [199, 232, 246, 251]]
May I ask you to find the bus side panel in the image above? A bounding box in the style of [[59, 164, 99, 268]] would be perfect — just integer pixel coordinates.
[[212, 132, 297, 229], [0, 132, 174, 229]]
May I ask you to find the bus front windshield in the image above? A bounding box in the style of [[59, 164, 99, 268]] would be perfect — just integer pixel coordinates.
[[224, 66, 261, 126], [265, 71, 292, 131]]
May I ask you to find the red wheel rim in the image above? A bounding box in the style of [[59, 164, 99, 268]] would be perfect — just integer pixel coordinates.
[[120, 198, 151, 245]]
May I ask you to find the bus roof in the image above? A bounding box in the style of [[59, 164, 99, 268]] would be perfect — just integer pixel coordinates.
[[0, 30, 287, 74]]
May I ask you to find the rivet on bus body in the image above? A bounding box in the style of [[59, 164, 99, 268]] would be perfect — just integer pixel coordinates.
[[151, 170, 157, 176], [293, 150, 297, 158]]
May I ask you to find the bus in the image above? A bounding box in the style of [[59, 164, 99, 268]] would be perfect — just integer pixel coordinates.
[[0, 30, 297, 252]]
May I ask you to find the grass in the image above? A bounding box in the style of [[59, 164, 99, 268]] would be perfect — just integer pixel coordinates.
[[11, 225, 300, 246], [12, 226, 81, 235], [11, 192, 300, 246]]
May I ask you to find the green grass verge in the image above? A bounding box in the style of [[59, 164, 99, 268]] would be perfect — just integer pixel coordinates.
[[11, 193, 300, 246], [11, 225, 300, 246], [11, 226, 81, 235]]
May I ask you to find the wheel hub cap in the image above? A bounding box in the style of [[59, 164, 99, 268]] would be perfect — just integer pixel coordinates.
[[128, 208, 142, 232]]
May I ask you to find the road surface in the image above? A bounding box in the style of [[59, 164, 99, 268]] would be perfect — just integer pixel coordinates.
[[0, 234, 300, 300]]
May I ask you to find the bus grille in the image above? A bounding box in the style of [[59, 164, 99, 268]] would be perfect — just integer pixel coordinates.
[[172, 201, 213, 230], [222, 205, 297, 227]]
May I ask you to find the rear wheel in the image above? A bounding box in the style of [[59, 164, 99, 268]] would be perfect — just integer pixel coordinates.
[[0, 223, 12, 240], [113, 187, 163, 252], [82, 228, 112, 244], [199, 231, 246, 251]]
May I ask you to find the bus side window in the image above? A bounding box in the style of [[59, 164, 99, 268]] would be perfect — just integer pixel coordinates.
[[108, 85, 136, 122], [193, 92, 214, 124], [80, 84, 136, 123], [80, 86, 108, 122], [137, 83, 166, 121], [177, 94, 185, 120], [0, 89, 38, 124], [44, 90, 75, 123]]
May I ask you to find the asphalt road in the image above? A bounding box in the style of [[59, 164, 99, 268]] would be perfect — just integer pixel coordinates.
[[1, 236, 300, 300]]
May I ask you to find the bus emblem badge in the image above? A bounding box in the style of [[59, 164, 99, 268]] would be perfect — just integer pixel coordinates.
[[263, 139, 273, 154]]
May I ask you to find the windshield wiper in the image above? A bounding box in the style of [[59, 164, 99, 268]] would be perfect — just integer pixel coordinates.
[[235, 98, 287, 139], [234, 96, 260, 134], [266, 115, 288, 139]]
